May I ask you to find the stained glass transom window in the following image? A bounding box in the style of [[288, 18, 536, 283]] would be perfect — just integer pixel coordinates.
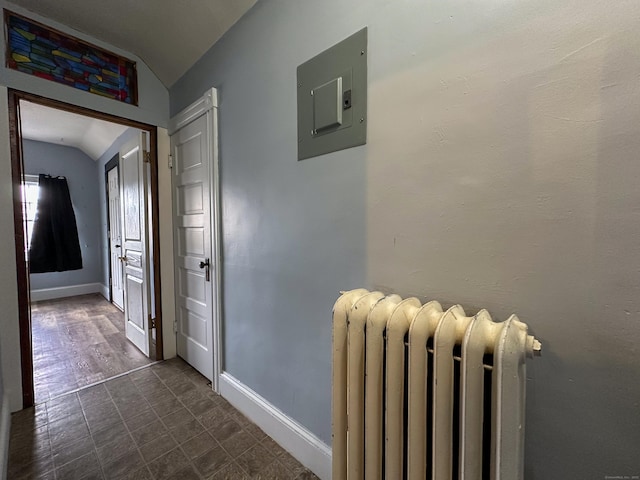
[[5, 11, 138, 105]]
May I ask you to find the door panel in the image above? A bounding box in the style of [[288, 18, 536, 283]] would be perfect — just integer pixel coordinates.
[[126, 276, 144, 328], [179, 308, 208, 347], [121, 132, 151, 356], [177, 183, 204, 214], [172, 114, 214, 380], [179, 227, 205, 256], [108, 167, 124, 310]]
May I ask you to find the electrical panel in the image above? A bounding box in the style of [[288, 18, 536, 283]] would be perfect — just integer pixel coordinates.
[[297, 27, 368, 160]]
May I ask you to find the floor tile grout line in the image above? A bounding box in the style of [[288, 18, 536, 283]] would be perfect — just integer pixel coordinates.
[[178, 383, 282, 478], [144, 366, 216, 479], [103, 367, 159, 479], [128, 363, 210, 477], [134, 363, 255, 479], [76, 391, 107, 480], [46, 393, 97, 478], [44, 366, 170, 479], [169, 370, 245, 478]]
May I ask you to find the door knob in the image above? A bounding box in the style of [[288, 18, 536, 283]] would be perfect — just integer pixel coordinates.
[[199, 258, 210, 282], [118, 256, 128, 264]]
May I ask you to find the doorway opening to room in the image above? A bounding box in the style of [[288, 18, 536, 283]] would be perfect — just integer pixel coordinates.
[[9, 89, 164, 408]]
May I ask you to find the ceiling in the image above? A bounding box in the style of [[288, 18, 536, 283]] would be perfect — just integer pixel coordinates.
[[9, 0, 257, 87], [20, 101, 129, 160], [12, 1, 258, 157]]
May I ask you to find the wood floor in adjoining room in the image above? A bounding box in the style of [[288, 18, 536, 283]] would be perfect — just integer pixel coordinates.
[[32, 294, 154, 403]]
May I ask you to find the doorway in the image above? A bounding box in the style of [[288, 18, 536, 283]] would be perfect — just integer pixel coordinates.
[[106, 155, 125, 311], [9, 89, 164, 408]]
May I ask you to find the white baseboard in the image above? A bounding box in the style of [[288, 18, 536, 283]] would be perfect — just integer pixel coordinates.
[[219, 373, 331, 480], [30, 283, 102, 302], [0, 393, 10, 480], [100, 284, 110, 301]]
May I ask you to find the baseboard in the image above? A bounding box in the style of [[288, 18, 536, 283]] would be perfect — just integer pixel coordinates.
[[100, 284, 110, 301], [30, 283, 102, 302], [219, 373, 331, 480], [0, 393, 10, 480]]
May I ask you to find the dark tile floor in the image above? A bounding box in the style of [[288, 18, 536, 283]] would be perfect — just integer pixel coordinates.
[[9, 358, 319, 479], [32, 295, 154, 403]]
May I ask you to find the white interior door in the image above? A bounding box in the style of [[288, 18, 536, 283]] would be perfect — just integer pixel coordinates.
[[171, 112, 215, 381], [108, 166, 124, 310], [121, 132, 151, 356]]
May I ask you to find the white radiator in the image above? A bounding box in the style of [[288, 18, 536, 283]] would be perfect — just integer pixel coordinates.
[[332, 289, 541, 480]]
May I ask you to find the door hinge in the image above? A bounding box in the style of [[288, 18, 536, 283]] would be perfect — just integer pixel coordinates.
[[173, 320, 178, 334], [168, 154, 173, 169], [150, 314, 156, 329], [143, 150, 151, 163]]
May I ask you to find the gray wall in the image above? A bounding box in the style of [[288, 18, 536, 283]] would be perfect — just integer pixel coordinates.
[[171, 0, 640, 477], [171, 1, 367, 446], [23, 140, 102, 291]]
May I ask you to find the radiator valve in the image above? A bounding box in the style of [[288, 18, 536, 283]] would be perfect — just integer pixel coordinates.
[[526, 335, 543, 358]]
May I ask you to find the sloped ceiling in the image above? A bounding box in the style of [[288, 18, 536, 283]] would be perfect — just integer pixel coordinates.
[[20, 101, 129, 160], [9, 0, 257, 87]]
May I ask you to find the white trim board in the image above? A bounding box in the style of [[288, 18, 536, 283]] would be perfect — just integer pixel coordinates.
[[0, 393, 10, 480], [100, 284, 110, 301], [30, 282, 102, 302], [219, 373, 331, 480]]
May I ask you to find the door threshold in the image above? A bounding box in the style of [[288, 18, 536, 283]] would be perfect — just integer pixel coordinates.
[[36, 361, 163, 406]]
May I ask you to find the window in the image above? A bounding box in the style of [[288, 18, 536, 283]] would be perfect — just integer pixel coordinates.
[[22, 174, 40, 253]]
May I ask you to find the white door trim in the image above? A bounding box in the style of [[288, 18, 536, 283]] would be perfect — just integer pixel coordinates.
[[169, 88, 222, 393]]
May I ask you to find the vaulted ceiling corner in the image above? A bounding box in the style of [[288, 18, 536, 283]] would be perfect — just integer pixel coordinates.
[[9, 0, 258, 87]]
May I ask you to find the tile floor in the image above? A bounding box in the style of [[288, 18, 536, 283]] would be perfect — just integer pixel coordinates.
[[8, 358, 319, 479]]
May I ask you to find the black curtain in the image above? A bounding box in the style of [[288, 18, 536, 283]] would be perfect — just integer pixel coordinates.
[[29, 174, 83, 273]]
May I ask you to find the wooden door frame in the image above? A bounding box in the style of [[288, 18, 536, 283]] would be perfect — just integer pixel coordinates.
[[104, 154, 120, 308], [8, 89, 164, 408]]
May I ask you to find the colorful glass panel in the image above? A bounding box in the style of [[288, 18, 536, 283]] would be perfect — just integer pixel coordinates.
[[5, 11, 138, 105]]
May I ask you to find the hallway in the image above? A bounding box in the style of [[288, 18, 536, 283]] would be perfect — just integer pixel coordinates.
[[8, 358, 318, 479], [32, 294, 154, 403]]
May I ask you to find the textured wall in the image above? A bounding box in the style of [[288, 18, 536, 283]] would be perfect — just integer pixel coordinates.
[[23, 140, 102, 290], [171, 0, 640, 477]]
